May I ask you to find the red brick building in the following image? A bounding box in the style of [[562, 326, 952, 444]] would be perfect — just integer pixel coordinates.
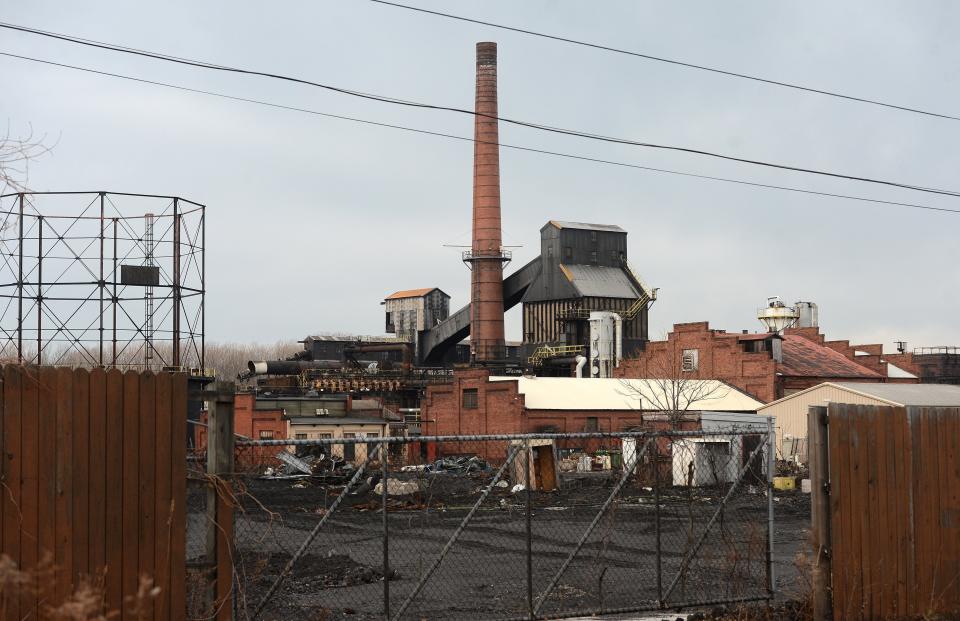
[[615, 322, 917, 403], [421, 369, 763, 461]]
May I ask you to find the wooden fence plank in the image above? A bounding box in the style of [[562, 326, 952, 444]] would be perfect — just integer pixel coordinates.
[[827, 405, 847, 620], [138, 372, 156, 621], [882, 406, 903, 617], [153, 372, 172, 621], [893, 406, 911, 617], [907, 407, 922, 614], [947, 408, 960, 609], [88, 369, 107, 578], [104, 368, 124, 614], [121, 371, 140, 615], [936, 408, 957, 610], [70, 369, 89, 587], [37, 367, 58, 615], [869, 409, 884, 617], [925, 408, 946, 611], [54, 367, 74, 603], [168, 374, 187, 619], [0, 365, 4, 583], [852, 407, 870, 619], [2, 366, 22, 621], [20, 366, 40, 619]]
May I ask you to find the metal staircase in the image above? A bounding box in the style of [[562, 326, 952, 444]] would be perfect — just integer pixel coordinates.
[[619, 257, 658, 320]]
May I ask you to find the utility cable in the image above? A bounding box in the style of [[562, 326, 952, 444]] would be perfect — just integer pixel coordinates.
[[3, 51, 957, 216], [1, 20, 959, 198], [368, 0, 960, 123]]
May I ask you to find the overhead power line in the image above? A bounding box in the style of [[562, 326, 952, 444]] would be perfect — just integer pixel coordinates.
[[2, 20, 959, 199], [368, 0, 960, 123], [2, 50, 957, 216]]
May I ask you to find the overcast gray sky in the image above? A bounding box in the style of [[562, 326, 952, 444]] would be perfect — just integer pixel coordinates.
[[3, 0, 959, 351]]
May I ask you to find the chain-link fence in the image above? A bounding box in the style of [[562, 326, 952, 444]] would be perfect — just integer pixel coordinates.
[[190, 429, 779, 620]]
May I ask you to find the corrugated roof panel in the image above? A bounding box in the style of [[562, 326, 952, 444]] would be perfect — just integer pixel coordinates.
[[562, 264, 640, 299], [829, 382, 960, 406], [547, 221, 626, 233]]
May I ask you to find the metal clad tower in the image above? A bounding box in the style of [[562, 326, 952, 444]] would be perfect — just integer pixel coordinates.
[[466, 42, 508, 363]]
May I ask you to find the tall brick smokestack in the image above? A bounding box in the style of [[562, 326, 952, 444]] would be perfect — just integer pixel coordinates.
[[469, 42, 505, 363]]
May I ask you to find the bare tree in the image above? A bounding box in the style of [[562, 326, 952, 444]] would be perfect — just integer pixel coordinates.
[[618, 346, 730, 429], [1, 123, 55, 193]]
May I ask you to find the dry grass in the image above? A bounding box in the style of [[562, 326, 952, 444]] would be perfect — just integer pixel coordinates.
[[0, 555, 160, 620]]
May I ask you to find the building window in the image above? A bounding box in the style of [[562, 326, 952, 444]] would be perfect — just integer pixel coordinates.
[[318, 433, 333, 439], [590, 250, 598, 264], [681, 349, 699, 372], [365, 432, 381, 459], [259, 430, 275, 440], [590, 231, 597, 243], [563, 246, 573, 261], [462, 388, 479, 409], [585, 417, 599, 432], [294, 433, 307, 440]]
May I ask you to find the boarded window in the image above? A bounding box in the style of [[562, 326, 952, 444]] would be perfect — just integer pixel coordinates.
[[563, 246, 573, 260], [294, 433, 307, 440], [259, 430, 275, 440], [462, 388, 479, 409], [343, 433, 356, 461], [681, 349, 699, 372], [585, 417, 599, 432]]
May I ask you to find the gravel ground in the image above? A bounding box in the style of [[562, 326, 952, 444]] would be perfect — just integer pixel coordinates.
[[188, 472, 810, 620]]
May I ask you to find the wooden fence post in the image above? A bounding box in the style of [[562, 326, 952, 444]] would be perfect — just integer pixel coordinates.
[[205, 382, 235, 620], [809, 405, 832, 620]]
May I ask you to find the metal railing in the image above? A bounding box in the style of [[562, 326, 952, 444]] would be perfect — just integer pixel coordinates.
[[527, 343, 584, 365]]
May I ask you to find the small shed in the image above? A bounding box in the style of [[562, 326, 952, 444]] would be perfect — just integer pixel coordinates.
[[758, 382, 960, 463]]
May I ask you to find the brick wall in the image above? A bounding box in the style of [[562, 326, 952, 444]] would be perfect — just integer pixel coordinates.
[[422, 369, 703, 461], [615, 322, 778, 402]]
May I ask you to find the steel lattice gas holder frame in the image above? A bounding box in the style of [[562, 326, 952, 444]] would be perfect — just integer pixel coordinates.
[[0, 191, 204, 370]]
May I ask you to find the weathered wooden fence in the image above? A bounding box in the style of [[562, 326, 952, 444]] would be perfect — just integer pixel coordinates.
[[810, 403, 960, 620], [0, 365, 188, 619]]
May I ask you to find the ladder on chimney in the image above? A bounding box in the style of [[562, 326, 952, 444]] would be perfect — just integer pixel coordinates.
[[619, 257, 658, 321]]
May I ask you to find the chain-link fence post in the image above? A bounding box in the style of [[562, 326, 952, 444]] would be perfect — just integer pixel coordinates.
[[382, 439, 391, 620], [765, 416, 776, 601], [205, 381, 235, 621], [654, 437, 663, 607], [524, 438, 533, 620]]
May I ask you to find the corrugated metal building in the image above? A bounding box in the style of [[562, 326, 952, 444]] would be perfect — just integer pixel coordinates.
[[521, 221, 653, 359], [759, 382, 960, 461]]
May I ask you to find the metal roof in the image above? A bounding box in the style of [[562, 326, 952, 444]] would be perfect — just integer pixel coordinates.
[[559, 264, 640, 299], [489, 377, 764, 412], [384, 287, 448, 300], [779, 334, 882, 379], [828, 382, 960, 406], [545, 221, 626, 233]]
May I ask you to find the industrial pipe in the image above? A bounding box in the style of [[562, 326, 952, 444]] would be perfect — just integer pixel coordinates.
[[247, 359, 344, 376], [575, 355, 587, 378]]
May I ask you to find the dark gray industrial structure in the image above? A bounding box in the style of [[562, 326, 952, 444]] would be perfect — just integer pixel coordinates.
[[417, 220, 655, 365]]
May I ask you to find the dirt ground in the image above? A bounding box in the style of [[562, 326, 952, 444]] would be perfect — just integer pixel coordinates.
[[190, 472, 811, 620]]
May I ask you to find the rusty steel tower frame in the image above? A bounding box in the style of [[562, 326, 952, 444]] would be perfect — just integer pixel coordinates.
[[0, 191, 205, 370], [462, 42, 510, 364]]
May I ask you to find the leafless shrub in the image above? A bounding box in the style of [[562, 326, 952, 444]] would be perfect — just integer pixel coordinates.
[[1, 123, 55, 193]]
